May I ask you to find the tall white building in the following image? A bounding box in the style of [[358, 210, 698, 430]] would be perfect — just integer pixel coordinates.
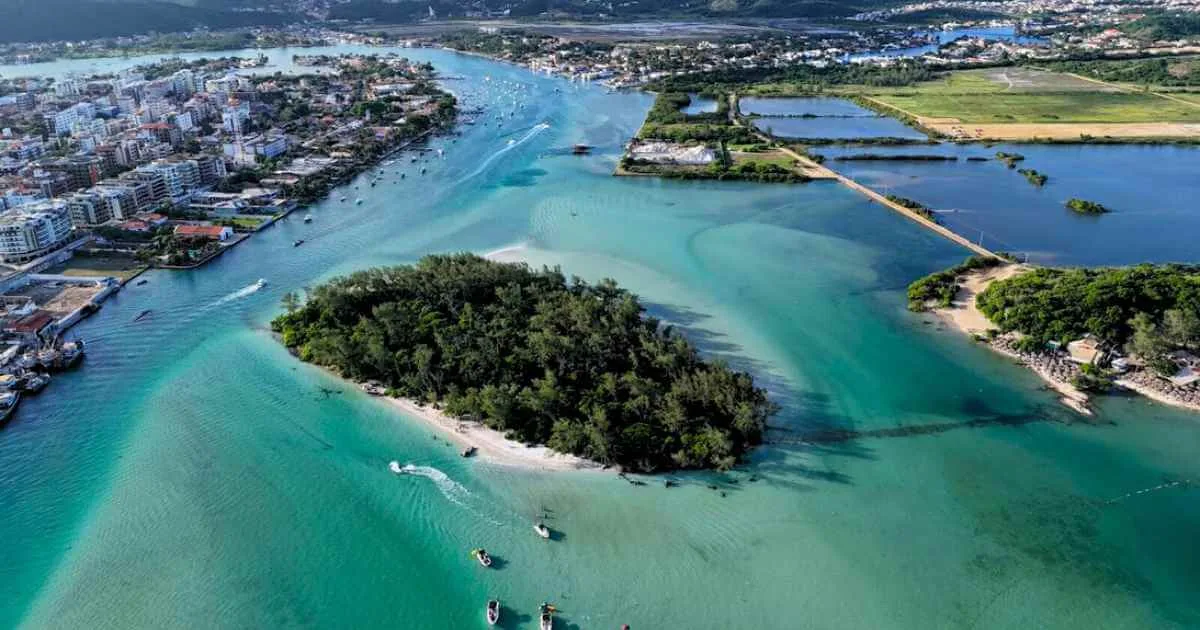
[[0, 201, 73, 262]]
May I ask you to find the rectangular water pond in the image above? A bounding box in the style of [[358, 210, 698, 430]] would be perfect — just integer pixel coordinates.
[[682, 93, 719, 115], [739, 97, 877, 118], [750, 116, 928, 140]]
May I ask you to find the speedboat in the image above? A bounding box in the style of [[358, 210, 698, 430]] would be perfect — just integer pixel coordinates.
[[133, 309, 152, 322], [473, 548, 493, 568], [303, 214, 313, 223], [255, 278, 267, 289], [355, 199, 363, 205], [135, 279, 148, 286], [461, 446, 477, 458], [534, 522, 550, 539], [486, 600, 500, 626], [539, 603, 555, 630], [388, 460, 403, 474], [293, 239, 305, 247]]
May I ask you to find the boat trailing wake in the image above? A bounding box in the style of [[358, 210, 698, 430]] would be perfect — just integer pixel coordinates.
[[453, 122, 550, 186], [212, 278, 267, 306], [389, 461, 502, 525]]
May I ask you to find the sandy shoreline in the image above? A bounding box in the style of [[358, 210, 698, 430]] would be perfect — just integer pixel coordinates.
[[930, 264, 1094, 416], [382, 396, 605, 473], [930, 264, 1200, 417]]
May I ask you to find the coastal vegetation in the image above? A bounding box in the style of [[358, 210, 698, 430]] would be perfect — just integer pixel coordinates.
[[976, 265, 1200, 357], [1018, 168, 1048, 186], [906, 256, 1005, 311], [995, 151, 1025, 167], [1065, 198, 1111, 215], [885, 194, 938, 222], [272, 254, 778, 471], [1044, 57, 1200, 87]]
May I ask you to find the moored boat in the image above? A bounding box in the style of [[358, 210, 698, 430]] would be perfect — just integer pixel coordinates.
[[534, 522, 550, 539], [0, 391, 21, 428], [539, 603, 555, 630], [303, 214, 313, 223], [361, 381, 386, 396], [19, 372, 49, 393], [461, 446, 477, 458], [473, 548, 492, 568], [486, 600, 500, 625]]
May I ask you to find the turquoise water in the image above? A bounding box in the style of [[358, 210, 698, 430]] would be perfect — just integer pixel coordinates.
[[2, 47, 1200, 629], [817, 143, 1200, 265]]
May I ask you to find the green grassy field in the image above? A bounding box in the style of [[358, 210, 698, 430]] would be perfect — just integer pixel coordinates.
[[868, 90, 1200, 123], [48, 255, 146, 281]]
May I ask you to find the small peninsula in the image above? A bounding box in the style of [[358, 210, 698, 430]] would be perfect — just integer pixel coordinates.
[[272, 254, 777, 472], [910, 260, 1200, 413]]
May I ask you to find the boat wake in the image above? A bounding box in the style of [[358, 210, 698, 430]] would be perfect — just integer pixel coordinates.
[[453, 122, 551, 186], [388, 461, 501, 525], [212, 278, 267, 305]]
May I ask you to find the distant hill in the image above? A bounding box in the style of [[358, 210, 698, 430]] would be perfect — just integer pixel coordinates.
[[0, 0, 296, 43], [1120, 13, 1200, 41]]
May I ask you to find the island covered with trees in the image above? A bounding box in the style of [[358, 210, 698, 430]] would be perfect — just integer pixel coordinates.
[[272, 254, 777, 471]]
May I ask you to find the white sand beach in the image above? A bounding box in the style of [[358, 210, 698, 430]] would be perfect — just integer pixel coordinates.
[[384, 396, 604, 472], [931, 264, 1094, 416]]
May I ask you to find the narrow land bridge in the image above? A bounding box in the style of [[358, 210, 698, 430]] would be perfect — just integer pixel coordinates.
[[728, 93, 999, 259]]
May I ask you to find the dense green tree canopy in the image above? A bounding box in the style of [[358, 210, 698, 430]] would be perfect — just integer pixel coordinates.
[[976, 265, 1200, 349], [272, 254, 776, 471]]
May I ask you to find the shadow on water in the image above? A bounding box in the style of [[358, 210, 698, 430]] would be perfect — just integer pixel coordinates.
[[643, 300, 868, 488], [494, 607, 530, 629]]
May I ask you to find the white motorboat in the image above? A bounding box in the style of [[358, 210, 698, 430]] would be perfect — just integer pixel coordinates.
[[486, 600, 500, 626], [534, 522, 550, 539]]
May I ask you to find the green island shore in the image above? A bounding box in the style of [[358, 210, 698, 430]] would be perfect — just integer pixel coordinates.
[[272, 254, 778, 472]]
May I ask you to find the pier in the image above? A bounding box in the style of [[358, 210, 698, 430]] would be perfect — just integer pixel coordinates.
[[729, 93, 1001, 260]]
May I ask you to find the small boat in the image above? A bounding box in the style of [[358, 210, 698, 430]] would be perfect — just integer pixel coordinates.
[[135, 279, 148, 286], [461, 446, 477, 458], [361, 381, 386, 396], [486, 600, 500, 625], [355, 199, 363, 205], [133, 309, 152, 322], [303, 214, 313, 223], [539, 603, 555, 630], [254, 278, 267, 289], [339, 197, 346, 203], [400, 172, 406, 179], [293, 239, 305, 247], [473, 548, 493, 568], [534, 522, 551, 539], [572, 144, 591, 155], [388, 460, 404, 474], [20, 373, 49, 394], [420, 168, 426, 174], [0, 391, 21, 428]]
